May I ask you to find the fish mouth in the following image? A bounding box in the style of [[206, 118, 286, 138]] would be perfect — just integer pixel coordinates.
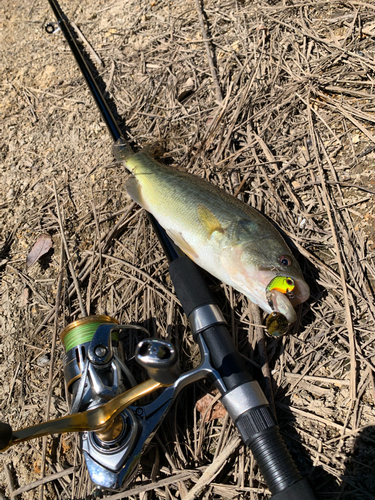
[[267, 289, 297, 323], [286, 278, 310, 307], [266, 278, 309, 324]]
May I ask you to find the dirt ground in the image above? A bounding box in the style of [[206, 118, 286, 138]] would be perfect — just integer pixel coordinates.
[[1, 0, 375, 498]]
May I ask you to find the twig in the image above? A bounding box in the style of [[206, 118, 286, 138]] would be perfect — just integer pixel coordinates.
[[102, 468, 205, 499], [53, 180, 87, 317], [283, 372, 350, 386], [193, 0, 222, 103], [4, 463, 15, 498], [86, 251, 177, 303], [7, 265, 52, 309], [306, 95, 357, 402], [10, 468, 76, 498], [213, 413, 230, 459], [88, 183, 103, 314], [105, 59, 115, 93], [276, 403, 351, 434], [6, 362, 21, 407], [39, 244, 65, 500], [22, 89, 37, 123], [183, 437, 241, 500], [70, 22, 103, 67], [33, 202, 137, 335], [322, 97, 375, 145], [295, 180, 375, 196]]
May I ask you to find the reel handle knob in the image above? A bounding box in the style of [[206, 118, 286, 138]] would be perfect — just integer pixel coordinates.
[[0, 422, 13, 451], [136, 339, 180, 385]]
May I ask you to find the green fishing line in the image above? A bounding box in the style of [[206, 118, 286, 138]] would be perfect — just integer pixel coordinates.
[[62, 321, 119, 352]]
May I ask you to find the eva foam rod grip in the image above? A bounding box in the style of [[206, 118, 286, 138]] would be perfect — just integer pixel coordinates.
[[169, 256, 217, 317], [270, 478, 318, 500], [0, 422, 12, 451]]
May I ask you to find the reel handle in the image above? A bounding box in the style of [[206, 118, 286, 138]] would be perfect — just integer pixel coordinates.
[[0, 378, 164, 452]]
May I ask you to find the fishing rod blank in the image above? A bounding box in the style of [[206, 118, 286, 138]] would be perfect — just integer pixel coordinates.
[[46, 0, 179, 262]]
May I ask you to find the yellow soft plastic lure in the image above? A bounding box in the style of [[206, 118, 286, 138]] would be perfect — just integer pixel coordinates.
[[267, 276, 295, 294]]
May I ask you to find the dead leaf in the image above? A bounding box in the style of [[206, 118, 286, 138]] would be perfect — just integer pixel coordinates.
[[196, 389, 227, 422], [26, 234, 53, 268], [33, 461, 41, 474], [177, 77, 195, 102]]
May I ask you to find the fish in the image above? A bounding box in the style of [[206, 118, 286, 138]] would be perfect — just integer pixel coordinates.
[[113, 138, 309, 324]]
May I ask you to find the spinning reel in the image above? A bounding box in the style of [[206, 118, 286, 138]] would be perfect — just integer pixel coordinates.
[[60, 315, 169, 490], [0, 315, 225, 491]]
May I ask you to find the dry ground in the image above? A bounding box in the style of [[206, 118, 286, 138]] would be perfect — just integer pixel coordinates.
[[1, 0, 375, 498]]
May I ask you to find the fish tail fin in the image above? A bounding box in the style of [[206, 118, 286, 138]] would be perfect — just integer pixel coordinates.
[[112, 137, 134, 166]]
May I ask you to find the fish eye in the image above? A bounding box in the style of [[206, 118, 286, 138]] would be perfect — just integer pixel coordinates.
[[279, 255, 292, 266]]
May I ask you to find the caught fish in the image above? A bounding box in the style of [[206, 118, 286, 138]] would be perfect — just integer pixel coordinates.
[[113, 138, 309, 324]]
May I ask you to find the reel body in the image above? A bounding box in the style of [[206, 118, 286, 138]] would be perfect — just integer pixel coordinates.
[[60, 316, 184, 490], [61, 317, 143, 489]]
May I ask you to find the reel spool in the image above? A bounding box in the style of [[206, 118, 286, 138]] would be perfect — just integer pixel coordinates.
[[61, 316, 120, 385], [61, 316, 122, 409]]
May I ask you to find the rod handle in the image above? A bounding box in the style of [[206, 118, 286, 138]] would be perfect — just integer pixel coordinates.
[[0, 422, 12, 451], [270, 478, 317, 500], [240, 422, 318, 498]]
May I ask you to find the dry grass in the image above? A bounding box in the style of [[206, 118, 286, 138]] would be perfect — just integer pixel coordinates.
[[1, 0, 375, 498]]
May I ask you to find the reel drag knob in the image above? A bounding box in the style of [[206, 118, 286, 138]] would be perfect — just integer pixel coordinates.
[[135, 339, 180, 385]]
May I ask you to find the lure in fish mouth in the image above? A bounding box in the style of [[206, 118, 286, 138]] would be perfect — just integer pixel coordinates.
[[265, 276, 309, 324], [113, 138, 310, 331]]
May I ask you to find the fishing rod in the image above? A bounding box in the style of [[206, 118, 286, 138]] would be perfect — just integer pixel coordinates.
[[0, 1, 318, 498]]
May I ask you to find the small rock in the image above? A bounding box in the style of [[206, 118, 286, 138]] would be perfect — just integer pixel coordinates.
[[37, 353, 50, 367]]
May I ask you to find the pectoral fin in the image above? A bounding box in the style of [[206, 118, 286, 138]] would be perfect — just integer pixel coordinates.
[[165, 229, 198, 259], [197, 204, 224, 238]]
